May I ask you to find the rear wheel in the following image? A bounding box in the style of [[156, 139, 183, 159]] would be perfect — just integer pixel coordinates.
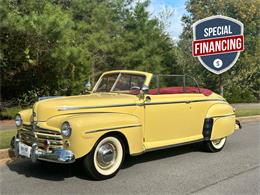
[[204, 137, 227, 152], [83, 136, 125, 180]]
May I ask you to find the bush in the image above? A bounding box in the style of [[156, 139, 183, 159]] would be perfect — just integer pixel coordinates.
[[225, 87, 258, 103], [0, 107, 23, 120]]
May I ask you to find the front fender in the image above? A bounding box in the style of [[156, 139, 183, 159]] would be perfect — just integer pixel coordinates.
[[65, 113, 143, 159], [19, 109, 33, 125]]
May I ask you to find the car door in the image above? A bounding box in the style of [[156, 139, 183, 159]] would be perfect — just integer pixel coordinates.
[[143, 75, 206, 150], [144, 94, 203, 149]]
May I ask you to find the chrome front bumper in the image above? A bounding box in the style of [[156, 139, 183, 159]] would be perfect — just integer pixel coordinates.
[[13, 137, 75, 164]]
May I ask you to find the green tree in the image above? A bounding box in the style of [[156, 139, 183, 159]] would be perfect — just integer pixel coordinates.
[[0, 0, 89, 102], [0, 0, 178, 104]]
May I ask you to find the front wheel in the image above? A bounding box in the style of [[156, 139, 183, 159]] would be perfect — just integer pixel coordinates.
[[204, 137, 227, 152], [83, 136, 125, 180]]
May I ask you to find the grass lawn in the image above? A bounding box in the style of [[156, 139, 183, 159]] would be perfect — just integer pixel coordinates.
[[0, 129, 16, 149], [235, 109, 260, 117]]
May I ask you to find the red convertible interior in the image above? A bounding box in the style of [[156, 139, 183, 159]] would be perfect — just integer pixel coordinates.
[[148, 86, 213, 96]]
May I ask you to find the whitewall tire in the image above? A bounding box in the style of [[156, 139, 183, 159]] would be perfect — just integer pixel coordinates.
[[83, 135, 125, 180], [204, 137, 227, 152]]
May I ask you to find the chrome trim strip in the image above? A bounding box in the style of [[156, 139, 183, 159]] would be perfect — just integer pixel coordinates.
[[85, 124, 142, 134], [35, 128, 61, 135], [38, 96, 63, 101], [188, 98, 225, 103], [58, 103, 137, 111], [22, 125, 60, 135], [145, 100, 187, 105], [144, 98, 225, 106], [58, 99, 225, 111], [212, 113, 235, 118]]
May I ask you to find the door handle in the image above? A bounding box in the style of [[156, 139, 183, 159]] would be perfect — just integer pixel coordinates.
[[137, 96, 151, 106], [145, 96, 151, 102]]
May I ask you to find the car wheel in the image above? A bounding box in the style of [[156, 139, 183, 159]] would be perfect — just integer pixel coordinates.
[[204, 137, 227, 152], [83, 136, 125, 180]]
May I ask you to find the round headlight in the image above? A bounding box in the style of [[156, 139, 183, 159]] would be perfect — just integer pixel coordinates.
[[61, 122, 72, 137], [15, 114, 22, 127]]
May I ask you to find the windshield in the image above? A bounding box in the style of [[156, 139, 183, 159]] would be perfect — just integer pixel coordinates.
[[95, 73, 146, 94]]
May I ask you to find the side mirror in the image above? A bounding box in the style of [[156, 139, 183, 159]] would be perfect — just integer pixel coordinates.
[[84, 81, 92, 92], [141, 85, 149, 94], [138, 85, 149, 99]]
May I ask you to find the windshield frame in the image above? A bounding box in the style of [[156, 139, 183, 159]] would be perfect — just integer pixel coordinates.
[[92, 71, 151, 94]]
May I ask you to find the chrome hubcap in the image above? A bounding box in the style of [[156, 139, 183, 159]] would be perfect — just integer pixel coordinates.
[[97, 142, 116, 169], [212, 139, 221, 145]]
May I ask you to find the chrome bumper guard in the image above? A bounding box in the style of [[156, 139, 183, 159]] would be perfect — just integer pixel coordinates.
[[13, 137, 75, 164]]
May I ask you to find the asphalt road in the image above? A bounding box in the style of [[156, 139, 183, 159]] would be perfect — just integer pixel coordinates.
[[0, 122, 259, 195]]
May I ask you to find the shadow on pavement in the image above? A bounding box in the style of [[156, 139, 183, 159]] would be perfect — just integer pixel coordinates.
[[122, 142, 204, 169], [7, 142, 205, 181], [7, 159, 88, 181]]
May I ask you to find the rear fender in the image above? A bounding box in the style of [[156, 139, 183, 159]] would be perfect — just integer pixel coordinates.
[[205, 103, 236, 140]]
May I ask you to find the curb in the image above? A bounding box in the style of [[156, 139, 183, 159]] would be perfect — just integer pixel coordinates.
[[0, 148, 15, 164], [0, 115, 259, 162]]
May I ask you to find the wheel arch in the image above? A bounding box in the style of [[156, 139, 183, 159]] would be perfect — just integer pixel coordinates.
[[99, 131, 130, 155]]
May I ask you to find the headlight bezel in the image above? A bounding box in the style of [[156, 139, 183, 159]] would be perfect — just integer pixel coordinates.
[[61, 121, 72, 138], [15, 114, 23, 127]]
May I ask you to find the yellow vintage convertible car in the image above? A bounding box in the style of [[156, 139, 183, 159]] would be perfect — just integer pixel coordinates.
[[12, 70, 241, 180]]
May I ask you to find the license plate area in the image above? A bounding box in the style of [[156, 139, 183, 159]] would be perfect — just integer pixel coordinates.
[[19, 143, 32, 158]]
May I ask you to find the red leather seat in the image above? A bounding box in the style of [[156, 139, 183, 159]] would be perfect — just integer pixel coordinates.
[[148, 87, 212, 96]]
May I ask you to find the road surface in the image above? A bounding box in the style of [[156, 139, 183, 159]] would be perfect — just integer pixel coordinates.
[[0, 121, 259, 194]]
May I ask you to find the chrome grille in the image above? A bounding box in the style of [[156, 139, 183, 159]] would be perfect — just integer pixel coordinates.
[[19, 125, 63, 150]]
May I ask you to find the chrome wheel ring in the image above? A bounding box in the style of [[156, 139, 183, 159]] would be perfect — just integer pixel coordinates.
[[96, 142, 117, 169]]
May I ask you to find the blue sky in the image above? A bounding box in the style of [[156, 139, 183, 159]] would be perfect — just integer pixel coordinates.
[[147, 0, 187, 40]]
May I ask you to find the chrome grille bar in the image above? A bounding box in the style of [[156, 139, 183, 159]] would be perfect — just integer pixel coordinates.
[[19, 125, 63, 150]]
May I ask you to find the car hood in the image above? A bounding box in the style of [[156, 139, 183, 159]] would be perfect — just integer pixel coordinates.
[[33, 93, 138, 121]]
